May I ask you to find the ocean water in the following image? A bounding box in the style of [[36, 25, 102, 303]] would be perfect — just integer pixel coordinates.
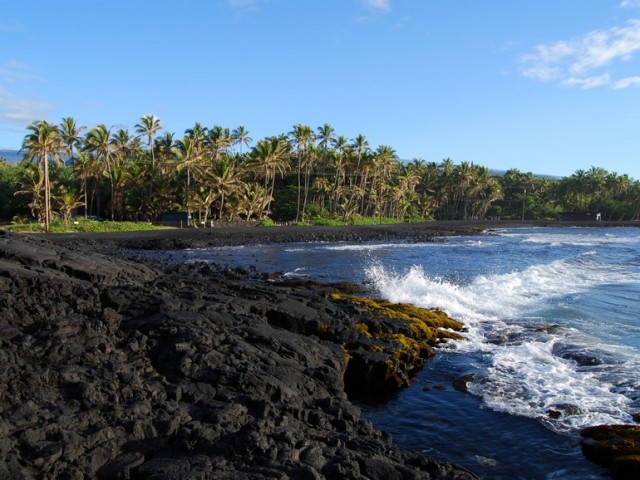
[[169, 227, 640, 479], [0, 149, 22, 163]]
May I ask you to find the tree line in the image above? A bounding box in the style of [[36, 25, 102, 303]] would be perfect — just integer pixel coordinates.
[[1, 115, 639, 230]]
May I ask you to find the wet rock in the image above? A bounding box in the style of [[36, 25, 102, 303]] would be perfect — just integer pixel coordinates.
[[581, 424, 640, 480], [452, 374, 475, 394], [546, 403, 582, 419], [536, 324, 564, 334]]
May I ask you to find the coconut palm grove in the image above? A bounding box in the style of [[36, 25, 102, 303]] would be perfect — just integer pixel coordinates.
[[1, 115, 639, 229]]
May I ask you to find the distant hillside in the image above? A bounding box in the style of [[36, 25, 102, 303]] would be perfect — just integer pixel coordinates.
[[0, 150, 22, 164], [489, 169, 561, 180]]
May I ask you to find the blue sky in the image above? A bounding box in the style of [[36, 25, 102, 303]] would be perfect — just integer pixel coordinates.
[[2, 0, 640, 179]]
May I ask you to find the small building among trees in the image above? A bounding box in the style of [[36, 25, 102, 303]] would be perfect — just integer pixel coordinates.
[[160, 211, 190, 227]]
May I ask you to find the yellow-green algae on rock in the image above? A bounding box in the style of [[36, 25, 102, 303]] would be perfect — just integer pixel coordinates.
[[581, 424, 640, 480], [329, 293, 467, 394], [330, 293, 465, 343]]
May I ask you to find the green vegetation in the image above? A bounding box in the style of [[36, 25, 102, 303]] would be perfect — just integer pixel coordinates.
[[257, 218, 277, 227], [2, 116, 639, 227], [6, 217, 160, 233]]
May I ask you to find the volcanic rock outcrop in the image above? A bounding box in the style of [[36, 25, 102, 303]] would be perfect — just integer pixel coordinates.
[[0, 230, 477, 479]]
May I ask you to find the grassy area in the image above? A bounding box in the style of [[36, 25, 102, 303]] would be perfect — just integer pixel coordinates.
[[4, 215, 431, 233], [5, 218, 168, 233]]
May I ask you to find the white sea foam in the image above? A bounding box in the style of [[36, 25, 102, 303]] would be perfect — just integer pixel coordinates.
[[366, 256, 623, 324], [365, 254, 640, 433], [282, 267, 308, 278], [491, 228, 640, 248], [321, 242, 432, 252], [477, 339, 633, 433]]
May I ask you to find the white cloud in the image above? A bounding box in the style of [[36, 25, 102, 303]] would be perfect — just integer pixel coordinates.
[[0, 61, 45, 84], [520, 19, 640, 89], [0, 86, 53, 125], [562, 73, 612, 89], [362, 0, 391, 12], [613, 75, 640, 88], [621, 0, 640, 8], [0, 60, 51, 125]]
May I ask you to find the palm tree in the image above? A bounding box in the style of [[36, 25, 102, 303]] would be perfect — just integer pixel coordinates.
[[207, 125, 233, 162], [110, 129, 140, 218], [236, 183, 272, 220], [84, 124, 115, 219], [191, 186, 218, 226], [135, 114, 162, 169], [72, 152, 94, 217], [210, 156, 242, 220], [175, 136, 204, 224], [331, 135, 350, 202], [232, 126, 252, 155], [358, 149, 375, 215], [454, 161, 475, 219], [14, 161, 46, 221], [316, 123, 335, 169], [250, 135, 291, 213], [185, 122, 207, 150], [311, 176, 330, 215], [56, 185, 84, 221], [351, 133, 369, 186], [110, 129, 138, 160], [469, 167, 502, 219], [395, 165, 420, 219], [371, 145, 398, 222], [154, 131, 177, 175], [59, 117, 85, 165], [289, 123, 315, 222], [302, 144, 320, 220], [437, 158, 456, 219], [21, 120, 64, 232]]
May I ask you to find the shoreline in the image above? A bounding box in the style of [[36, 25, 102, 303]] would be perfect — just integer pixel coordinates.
[[44, 219, 638, 251]]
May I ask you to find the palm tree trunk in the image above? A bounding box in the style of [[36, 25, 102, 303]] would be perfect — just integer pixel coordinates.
[[186, 169, 191, 226], [268, 173, 276, 214], [302, 164, 311, 220], [296, 154, 302, 222], [83, 179, 88, 218], [43, 153, 50, 232], [219, 191, 225, 220]]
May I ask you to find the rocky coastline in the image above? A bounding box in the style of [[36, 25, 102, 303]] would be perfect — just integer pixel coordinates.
[[3, 220, 639, 479], [0, 225, 482, 479]]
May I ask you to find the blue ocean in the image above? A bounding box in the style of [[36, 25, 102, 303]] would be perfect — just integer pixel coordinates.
[[171, 227, 640, 479]]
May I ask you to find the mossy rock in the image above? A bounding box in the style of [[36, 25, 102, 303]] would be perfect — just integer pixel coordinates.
[[329, 293, 465, 343], [581, 425, 640, 480], [330, 293, 465, 396], [353, 323, 372, 338]]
